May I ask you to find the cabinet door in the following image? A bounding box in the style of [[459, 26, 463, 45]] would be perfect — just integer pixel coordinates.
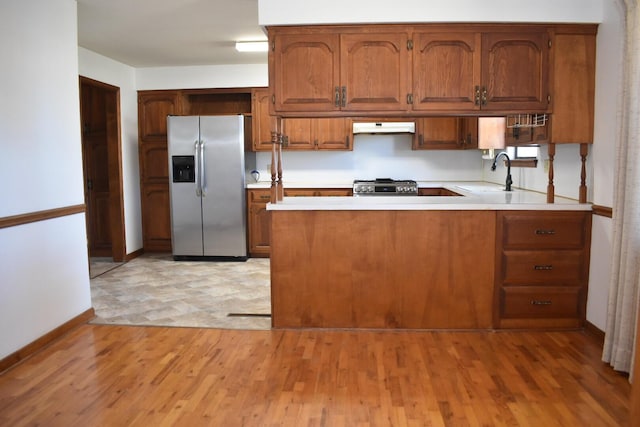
[[481, 31, 550, 112], [549, 30, 596, 144], [340, 32, 410, 112], [141, 183, 172, 252], [413, 32, 481, 111], [271, 33, 340, 112], [138, 91, 181, 141], [248, 190, 272, 257], [251, 88, 274, 151], [414, 117, 462, 150], [314, 118, 352, 150], [281, 118, 314, 149]]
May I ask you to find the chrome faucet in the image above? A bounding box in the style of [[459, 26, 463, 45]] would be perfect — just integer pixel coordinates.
[[491, 152, 512, 191]]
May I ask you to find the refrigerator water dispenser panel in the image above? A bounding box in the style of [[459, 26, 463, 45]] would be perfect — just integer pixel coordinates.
[[172, 156, 195, 182]]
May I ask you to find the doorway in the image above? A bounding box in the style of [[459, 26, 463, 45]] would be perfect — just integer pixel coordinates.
[[79, 76, 125, 262]]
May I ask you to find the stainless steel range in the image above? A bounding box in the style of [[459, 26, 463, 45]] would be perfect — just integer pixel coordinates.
[[353, 178, 418, 196]]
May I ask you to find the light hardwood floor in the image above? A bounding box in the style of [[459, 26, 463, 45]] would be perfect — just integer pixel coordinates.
[[0, 325, 630, 426]]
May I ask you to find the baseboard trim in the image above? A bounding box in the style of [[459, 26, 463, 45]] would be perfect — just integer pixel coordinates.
[[125, 248, 144, 261], [0, 308, 95, 374], [584, 320, 605, 346]]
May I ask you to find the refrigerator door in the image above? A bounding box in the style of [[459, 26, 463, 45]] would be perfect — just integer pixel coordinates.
[[200, 115, 248, 257], [168, 116, 204, 256]]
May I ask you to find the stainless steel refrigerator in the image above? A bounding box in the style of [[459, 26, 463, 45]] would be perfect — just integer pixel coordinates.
[[167, 115, 255, 260]]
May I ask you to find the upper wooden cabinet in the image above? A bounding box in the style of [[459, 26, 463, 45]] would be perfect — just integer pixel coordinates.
[[281, 117, 352, 150], [413, 32, 481, 111], [270, 29, 409, 113], [548, 26, 597, 144], [413, 117, 478, 150], [251, 87, 273, 151], [269, 25, 556, 115], [481, 31, 549, 112], [340, 32, 410, 111], [271, 33, 340, 112]]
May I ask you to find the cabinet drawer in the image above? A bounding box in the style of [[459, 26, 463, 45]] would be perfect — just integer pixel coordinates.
[[501, 250, 585, 285], [499, 211, 590, 249], [248, 190, 271, 203], [501, 286, 581, 318]]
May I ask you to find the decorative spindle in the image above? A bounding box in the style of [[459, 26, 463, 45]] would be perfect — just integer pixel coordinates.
[[270, 124, 277, 204], [547, 143, 555, 203], [579, 143, 588, 203], [277, 131, 284, 201]]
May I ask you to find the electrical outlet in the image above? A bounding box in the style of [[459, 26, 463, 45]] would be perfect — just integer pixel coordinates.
[[543, 159, 550, 172], [266, 163, 271, 171]]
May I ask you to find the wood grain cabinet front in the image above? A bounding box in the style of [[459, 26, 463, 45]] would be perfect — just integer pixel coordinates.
[[495, 211, 592, 329], [413, 117, 478, 150], [246, 188, 353, 257]]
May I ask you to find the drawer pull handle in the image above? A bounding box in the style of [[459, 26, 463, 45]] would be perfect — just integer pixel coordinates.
[[531, 300, 552, 305], [534, 265, 554, 270], [535, 229, 556, 235]]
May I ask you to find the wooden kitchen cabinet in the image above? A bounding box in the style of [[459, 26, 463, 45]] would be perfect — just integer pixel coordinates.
[[413, 117, 478, 150], [270, 32, 340, 113], [549, 25, 597, 144], [494, 210, 592, 329], [270, 24, 552, 115], [251, 87, 273, 151], [281, 117, 352, 150], [339, 32, 410, 112], [412, 32, 481, 111], [247, 187, 353, 257], [138, 90, 181, 252], [270, 27, 410, 114]]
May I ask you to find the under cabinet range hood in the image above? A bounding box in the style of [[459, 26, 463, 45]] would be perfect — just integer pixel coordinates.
[[352, 121, 415, 134]]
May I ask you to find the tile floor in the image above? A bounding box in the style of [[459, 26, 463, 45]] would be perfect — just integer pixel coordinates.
[[89, 254, 271, 330]]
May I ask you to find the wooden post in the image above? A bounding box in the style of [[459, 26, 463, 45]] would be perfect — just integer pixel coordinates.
[[277, 131, 284, 201], [547, 143, 555, 203], [579, 143, 588, 203], [270, 117, 278, 204]]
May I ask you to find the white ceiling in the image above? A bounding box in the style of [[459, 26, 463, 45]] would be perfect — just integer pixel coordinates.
[[77, 0, 268, 68]]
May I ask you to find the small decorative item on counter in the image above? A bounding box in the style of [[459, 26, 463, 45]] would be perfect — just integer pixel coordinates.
[[250, 170, 260, 183]]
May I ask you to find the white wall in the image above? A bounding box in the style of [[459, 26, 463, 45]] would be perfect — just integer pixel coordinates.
[[136, 64, 267, 90], [78, 48, 142, 255], [259, 0, 603, 25], [0, 0, 92, 359]]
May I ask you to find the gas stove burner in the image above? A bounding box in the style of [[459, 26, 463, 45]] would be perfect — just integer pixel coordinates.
[[352, 178, 418, 196]]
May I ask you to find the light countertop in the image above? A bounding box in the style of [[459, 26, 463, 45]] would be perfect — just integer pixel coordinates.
[[263, 181, 592, 211]]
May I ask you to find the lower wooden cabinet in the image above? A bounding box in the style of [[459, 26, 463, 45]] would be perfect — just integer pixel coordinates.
[[413, 117, 478, 150], [495, 211, 592, 329], [246, 187, 353, 257]]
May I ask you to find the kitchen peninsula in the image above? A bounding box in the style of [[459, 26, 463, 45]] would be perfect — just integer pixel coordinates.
[[267, 183, 592, 330]]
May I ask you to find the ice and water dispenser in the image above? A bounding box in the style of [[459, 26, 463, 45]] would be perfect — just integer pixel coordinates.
[[172, 156, 195, 183]]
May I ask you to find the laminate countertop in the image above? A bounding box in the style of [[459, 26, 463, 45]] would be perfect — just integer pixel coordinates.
[[263, 181, 592, 211]]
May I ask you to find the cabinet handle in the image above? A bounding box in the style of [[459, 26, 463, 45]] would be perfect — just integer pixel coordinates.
[[334, 86, 340, 107], [474, 86, 481, 105], [283, 136, 289, 148], [535, 229, 556, 235], [341, 86, 347, 108], [534, 265, 554, 270], [407, 93, 413, 104], [419, 134, 424, 146], [481, 86, 487, 105], [531, 300, 552, 305]]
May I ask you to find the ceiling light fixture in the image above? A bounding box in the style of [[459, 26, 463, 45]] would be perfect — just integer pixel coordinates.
[[235, 41, 268, 52]]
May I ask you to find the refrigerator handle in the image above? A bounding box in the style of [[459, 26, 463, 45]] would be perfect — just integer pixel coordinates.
[[200, 140, 207, 196], [194, 140, 202, 197]]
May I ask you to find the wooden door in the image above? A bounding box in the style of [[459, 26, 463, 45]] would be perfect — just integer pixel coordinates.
[[413, 117, 462, 150], [412, 32, 481, 111], [81, 83, 111, 257], [80, 77, 125, 260], [340, 32, 410, 112], [271, 32, 340, 112], [247, 190, 271, 256], [281, 118, 314, 149], [481, 31, 550, 112], [314, 118, 352, 150], [251, 88, 273, 151], [138, 91, 180, 252]]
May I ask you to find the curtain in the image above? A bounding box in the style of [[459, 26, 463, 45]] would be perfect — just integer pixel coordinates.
[[603, 0, 640, 380]]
